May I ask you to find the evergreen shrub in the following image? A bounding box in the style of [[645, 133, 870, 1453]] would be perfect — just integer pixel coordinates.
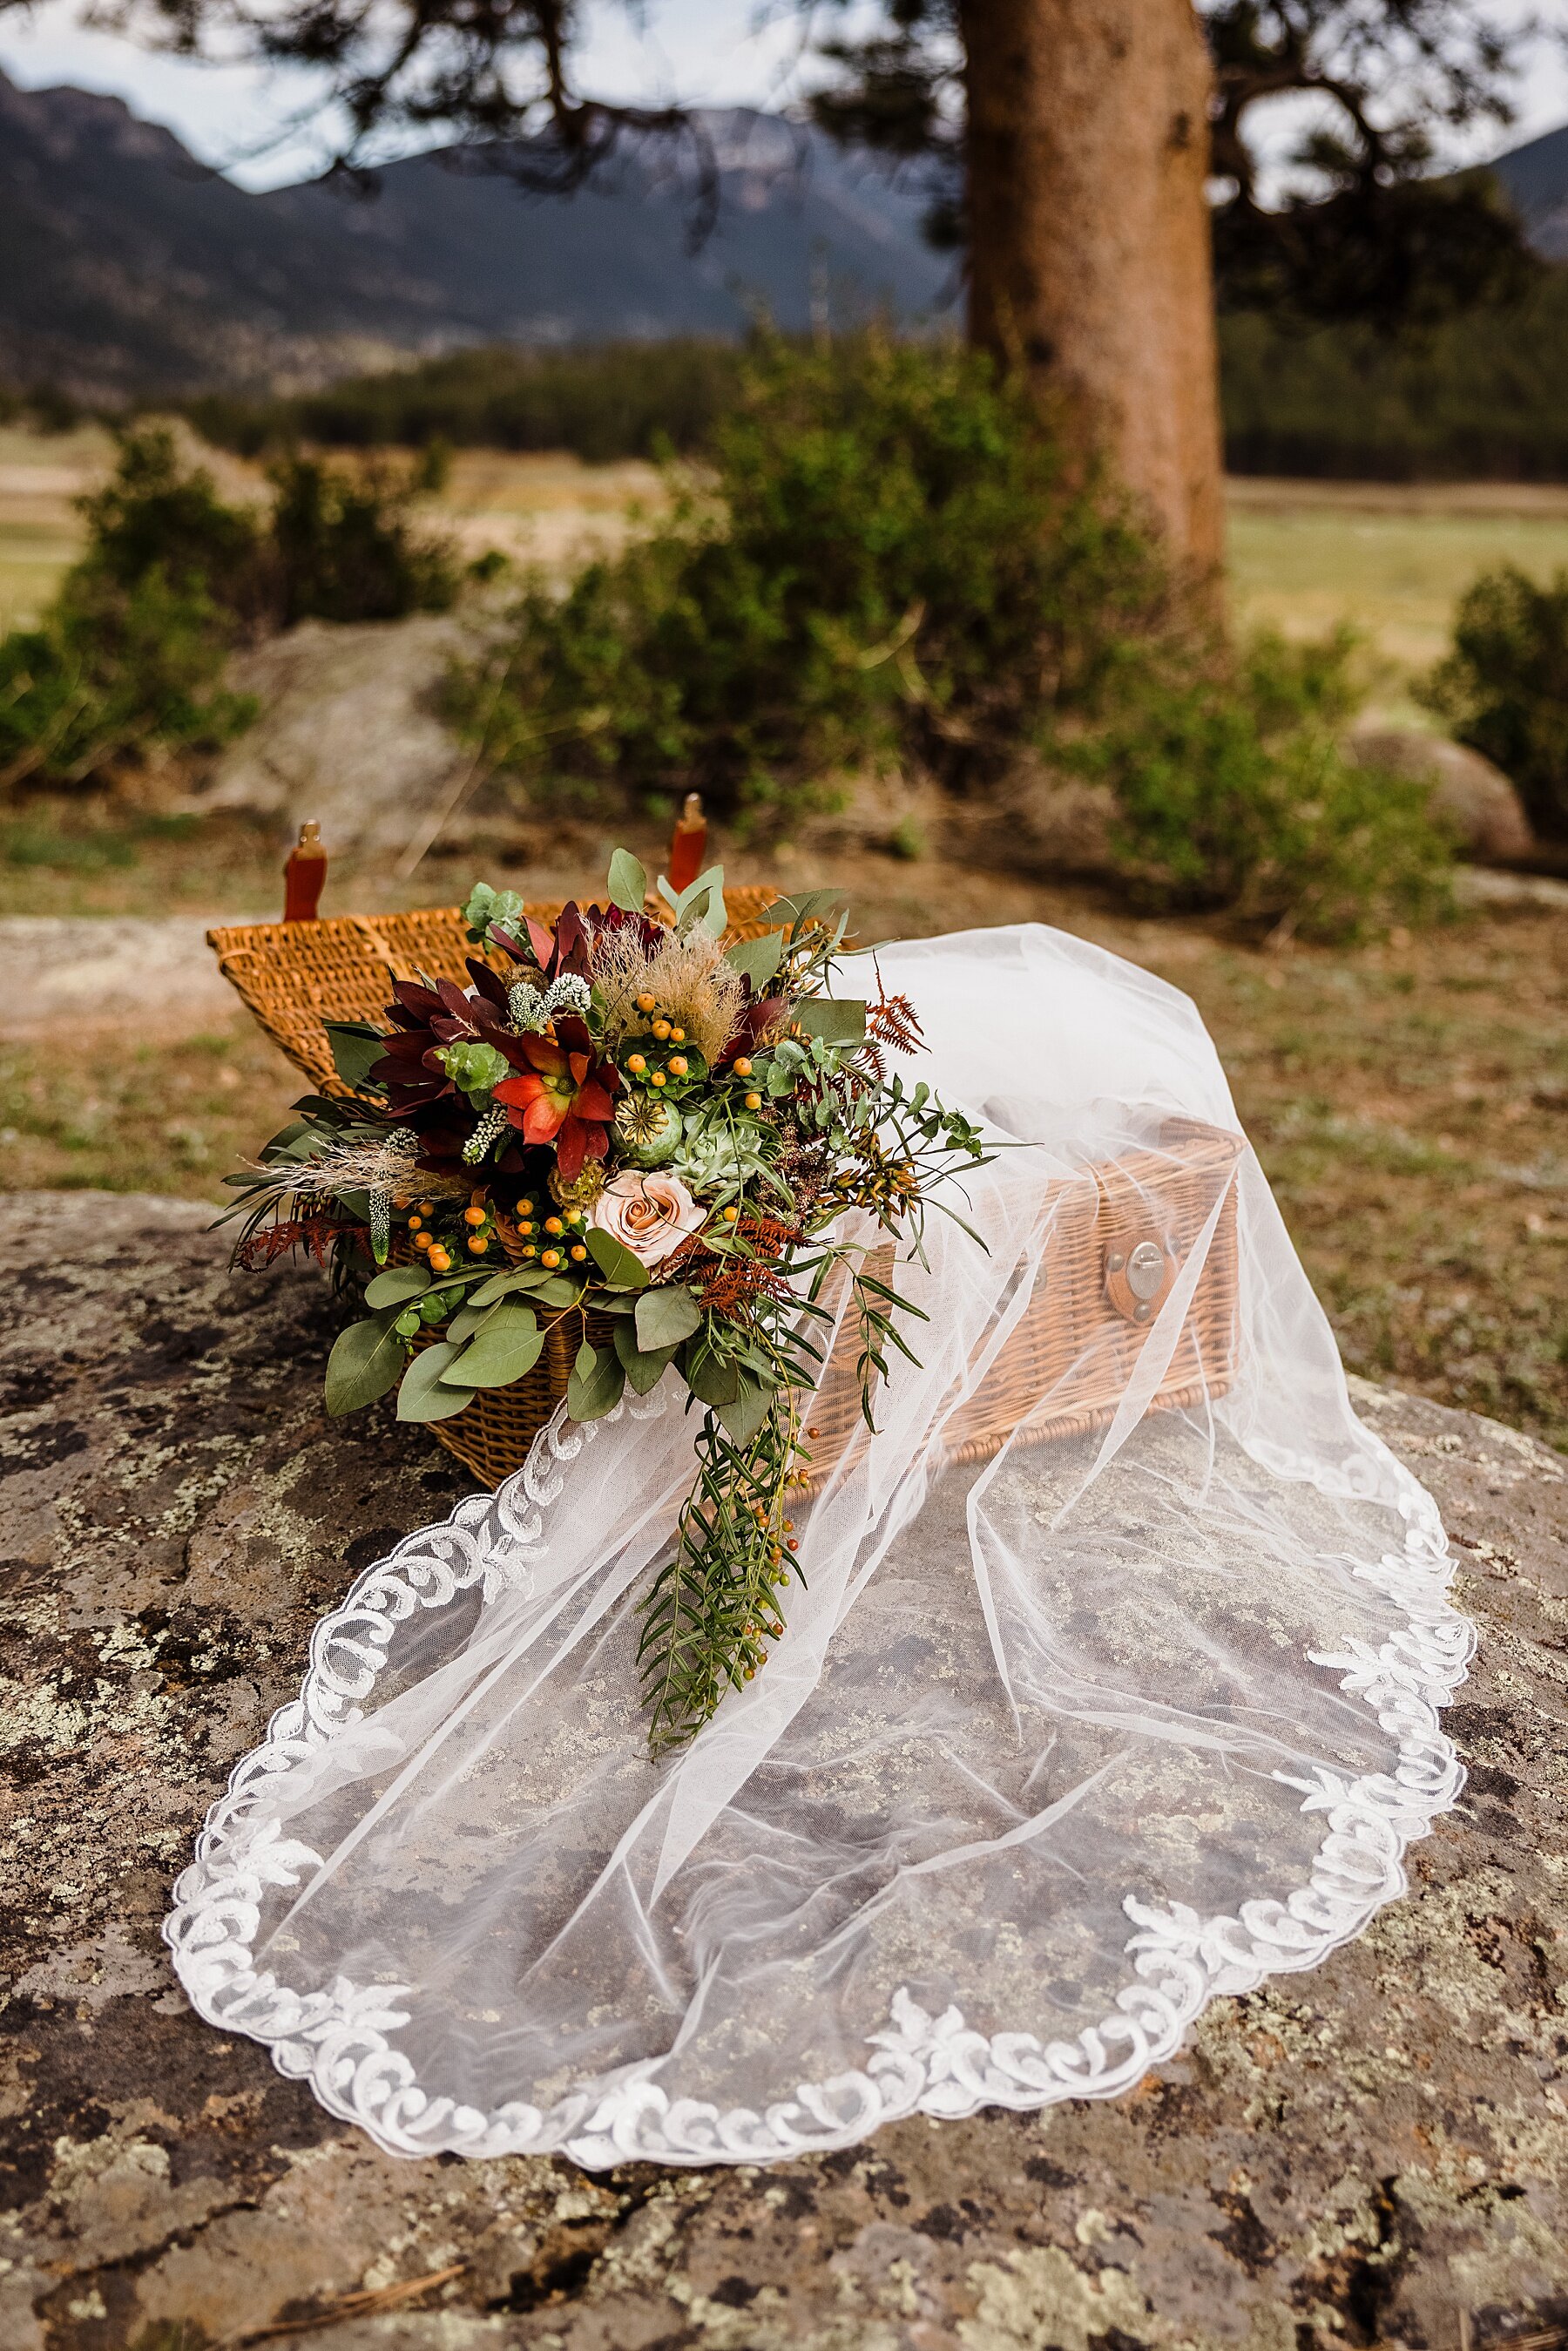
[[447, 337, 1451, 938], [1421, 564, 1568, 838]]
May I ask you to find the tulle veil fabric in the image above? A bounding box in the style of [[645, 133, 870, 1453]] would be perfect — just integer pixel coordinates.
[[164, 923, 1471, 2166]]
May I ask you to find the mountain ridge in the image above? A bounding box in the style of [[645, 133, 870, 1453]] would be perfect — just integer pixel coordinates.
[[0, 74, 951, 399], [1, 66, 1562, 401]]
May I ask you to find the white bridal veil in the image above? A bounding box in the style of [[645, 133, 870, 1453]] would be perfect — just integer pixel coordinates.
[[166, 924, 1470, 2165]]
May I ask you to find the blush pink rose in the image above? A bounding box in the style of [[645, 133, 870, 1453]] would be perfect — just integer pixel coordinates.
[[591, 1169, 706, 1267]]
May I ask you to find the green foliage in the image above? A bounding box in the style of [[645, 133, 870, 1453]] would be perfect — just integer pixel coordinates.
[[184, 339, 747, 464], [267, 452, 458, 625], [169, 284, 1568, 484], [0, 424, 456, 789], [75, 426, 266, 613], [447, 333, 1162, 817], [1098, 631, 1454, 940], [1220, 276, 1568, 483], [0, 569, 254, 789], [450, 336, 1450, 938], [1420, 564, 1568, 838]]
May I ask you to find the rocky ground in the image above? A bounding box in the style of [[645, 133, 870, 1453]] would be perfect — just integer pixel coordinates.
[[3, 1190, 1567, 2351]]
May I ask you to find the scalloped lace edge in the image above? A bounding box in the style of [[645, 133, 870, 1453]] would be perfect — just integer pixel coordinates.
[[162, 1399, 1473, 2167]]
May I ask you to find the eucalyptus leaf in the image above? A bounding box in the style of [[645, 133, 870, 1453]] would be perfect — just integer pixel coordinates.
[[613, 1320, 679, 1394], [724, 927, 786, 990], [585, 1226, 652, 1290], [446, 1299, 498, 1345], [469, 1270, 534, 1307], [682, 1338, 740, 1408], [635, 1284, 702, 1352], [443, 1303, 542, 1389], [659, 864, 727, 937], [396, 1343, 474, 1423], [606, 847, 648, 913], [567, 1340, 625, 1421], [363, 1265, 431, 1309], [774, 887, 849, 932], [324, 1315, 405, 1415], [797, 998, 868, 1048], [716, 1379, 775, 1446], [324, 1021, 390, 1094]]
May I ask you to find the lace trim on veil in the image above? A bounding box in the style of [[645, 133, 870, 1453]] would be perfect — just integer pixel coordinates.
[[162, 1397, 1472, 2169]]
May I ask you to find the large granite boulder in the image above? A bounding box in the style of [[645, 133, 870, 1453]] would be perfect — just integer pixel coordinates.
[[3, 1191, 1565, 2350]]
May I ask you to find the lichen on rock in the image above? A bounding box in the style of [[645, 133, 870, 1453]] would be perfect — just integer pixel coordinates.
[[3, 1194, 1566, 2348]]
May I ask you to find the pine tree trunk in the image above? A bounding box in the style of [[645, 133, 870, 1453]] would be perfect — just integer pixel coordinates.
[[959, 0, 1224, 574]]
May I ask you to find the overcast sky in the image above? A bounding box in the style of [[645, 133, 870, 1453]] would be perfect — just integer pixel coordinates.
[[1, 0, 1563, 192]]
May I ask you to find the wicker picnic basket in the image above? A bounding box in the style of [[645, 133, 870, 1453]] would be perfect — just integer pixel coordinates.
[[209, 903, 1243, 1487]]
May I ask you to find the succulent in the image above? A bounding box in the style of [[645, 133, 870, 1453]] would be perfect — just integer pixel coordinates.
[[435, 1040, 512, 1099], [612, 1093, 683, 1168]]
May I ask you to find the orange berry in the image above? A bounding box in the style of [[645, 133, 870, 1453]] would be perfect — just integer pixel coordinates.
[[732, 1057, 752, 1078], [787, 1537, 799, 1553], [467, 1235, 490, 1255], [744, 1092, 761, 1111], [540, 1248, 561, 1269], [669, 1026, 685, 1043], [412, 1230, 432, 1252], [521, 1244, 537, 1258], [517, 1198, 534, 1214], [652, 1020, 671, 1040], [636, 992, 657, 1013], [407, 1214, 422, 1231], [651, 1070, 666, 1087], [463, 1206, 487, 1226], [569, 1243, 587, 1262], [626, 1053, 646, 1074], [668, 1055, 688, 1076], [418, 1201, 436, 1216], [428, 1249, 451, 1273], [544, 1216, 564, 1236], [721, 1204, 739, 1222], [517, 1220, 534, 1236]]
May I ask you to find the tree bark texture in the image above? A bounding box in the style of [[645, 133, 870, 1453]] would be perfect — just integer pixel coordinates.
[[960, 0, 1224, 573]]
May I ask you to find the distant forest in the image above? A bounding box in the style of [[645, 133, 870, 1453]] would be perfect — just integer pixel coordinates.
[[13, 272, 1568, 481]]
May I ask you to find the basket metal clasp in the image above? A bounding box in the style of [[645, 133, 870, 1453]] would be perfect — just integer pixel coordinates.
[[1105, 1236, 1175, 1325]]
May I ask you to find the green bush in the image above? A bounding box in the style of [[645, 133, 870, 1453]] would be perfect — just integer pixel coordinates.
[[1097, 631, 1452, 938], [448, 335, 1450, 938], [448, 334, 1162, 815], [0, 426, 457, 789], [1420, 564, 1568, 838], [267, 453, 458, 626], [0, 571, 254, 788], [74, 426, 266, 619]]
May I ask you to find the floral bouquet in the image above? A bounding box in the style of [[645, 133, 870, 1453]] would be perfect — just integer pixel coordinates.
[[226, 851, 989, 1752]]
